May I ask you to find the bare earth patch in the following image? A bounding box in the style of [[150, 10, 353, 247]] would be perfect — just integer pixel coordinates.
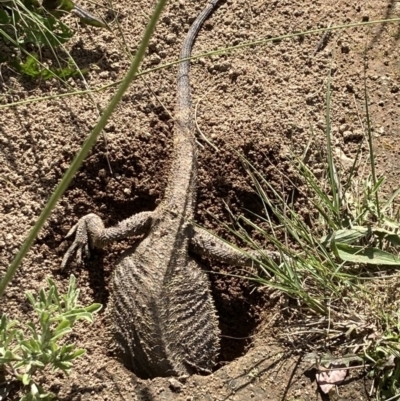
[[1, 0, 400, 399]]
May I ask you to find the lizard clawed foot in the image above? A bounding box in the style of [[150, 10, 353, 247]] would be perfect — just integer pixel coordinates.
[[61, 213, 104, 269]]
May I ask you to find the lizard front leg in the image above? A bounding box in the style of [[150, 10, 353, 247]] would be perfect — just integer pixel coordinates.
[[61, 211, 154, 268], [189, 226, 283, 267]]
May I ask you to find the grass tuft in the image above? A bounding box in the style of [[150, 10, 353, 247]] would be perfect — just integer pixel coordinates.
[[225, 78, 400, 399]]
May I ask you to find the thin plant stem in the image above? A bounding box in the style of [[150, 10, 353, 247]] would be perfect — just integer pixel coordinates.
[[1, 17, 400, 110], [0, 0, 169, 298], [325, 72, 338, 214]]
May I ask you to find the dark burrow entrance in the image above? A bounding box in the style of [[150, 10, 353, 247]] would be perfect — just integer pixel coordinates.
[[44, 134, 277, 380], [206, 260, 266, 371]]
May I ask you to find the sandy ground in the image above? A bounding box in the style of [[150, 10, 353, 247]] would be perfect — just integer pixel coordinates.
[[1, 0, 400, 399]]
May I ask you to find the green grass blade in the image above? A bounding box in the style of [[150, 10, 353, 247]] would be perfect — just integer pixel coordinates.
[[363, 58, 380, 220], [0, 0, 168, 297]]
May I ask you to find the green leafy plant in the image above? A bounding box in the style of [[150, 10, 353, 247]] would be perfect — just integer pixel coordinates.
[[0, 0, 106, 79], [10, 53, 89, 79], [0, 275, 102, 400]]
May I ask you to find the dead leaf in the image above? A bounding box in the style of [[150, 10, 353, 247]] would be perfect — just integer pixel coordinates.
[[316, 364, 347, 394]]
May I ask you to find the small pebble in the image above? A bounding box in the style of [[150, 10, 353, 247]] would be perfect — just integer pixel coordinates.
[[169, 378, 183, 392]]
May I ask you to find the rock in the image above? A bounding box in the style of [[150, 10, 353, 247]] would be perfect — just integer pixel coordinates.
[[168, 378, 183, 393]]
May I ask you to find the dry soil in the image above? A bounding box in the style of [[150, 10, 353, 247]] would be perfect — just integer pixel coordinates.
[[1, 0, 400, 400]]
